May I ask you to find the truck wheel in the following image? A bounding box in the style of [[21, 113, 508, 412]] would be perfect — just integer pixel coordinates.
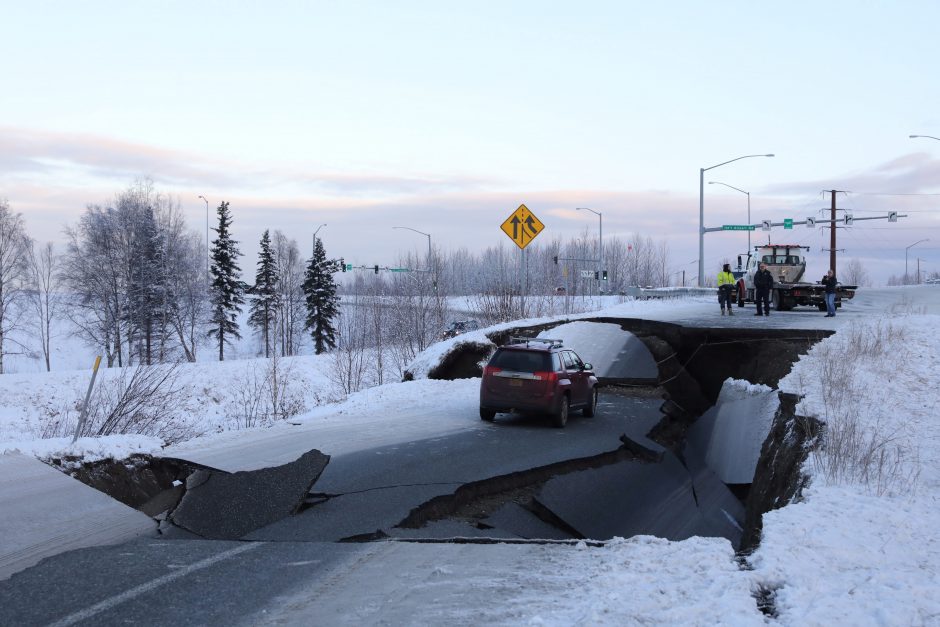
[[773, 290, 785, 311], [737, 281, 745, 307], [817, 303, 827, 311]]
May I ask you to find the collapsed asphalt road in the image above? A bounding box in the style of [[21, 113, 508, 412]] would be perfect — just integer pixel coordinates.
[[0, 390, 749, 626], [87, 390, 745, 547]]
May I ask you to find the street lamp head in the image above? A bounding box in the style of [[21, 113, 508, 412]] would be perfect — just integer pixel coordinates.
[[576, 207, 601, 216], [910, 135, 920, 139], [765, 154, 775, 157]]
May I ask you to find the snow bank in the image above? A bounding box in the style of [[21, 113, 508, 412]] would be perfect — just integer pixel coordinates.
[[748, 314, 940, 624], [0, 434, 164, 464]]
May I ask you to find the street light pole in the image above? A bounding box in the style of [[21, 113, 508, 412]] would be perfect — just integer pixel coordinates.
[[198, 195, 209, 278], [576, 207, 602, 287], [393, 227, 434, 292], [699, 154, 774, 286], [708, 181, 752, 252], [905, 239, 929, 284], [312, 223, 326, 256]]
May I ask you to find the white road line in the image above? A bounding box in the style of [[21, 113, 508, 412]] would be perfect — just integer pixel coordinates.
[[48, 542, 263, 627]]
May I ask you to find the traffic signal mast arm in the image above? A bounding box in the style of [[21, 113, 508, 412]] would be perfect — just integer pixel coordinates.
[[704, 212, 906, 233], [554, 256, 600, 264], [340, 264, 426, 273]]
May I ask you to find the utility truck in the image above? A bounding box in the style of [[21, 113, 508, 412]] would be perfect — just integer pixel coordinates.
[[734, 244, 857, 311]]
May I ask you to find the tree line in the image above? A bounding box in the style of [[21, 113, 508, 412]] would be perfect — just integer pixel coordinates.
[[0, 181, 341, 372], [1, 181, 678, 374]]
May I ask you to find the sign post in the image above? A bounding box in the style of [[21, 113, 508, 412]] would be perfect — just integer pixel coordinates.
[[72, 356, 102, 444], [500, 204, 544, 316]]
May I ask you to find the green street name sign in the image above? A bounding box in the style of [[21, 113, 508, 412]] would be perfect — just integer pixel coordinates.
[[783, 218, 793, 229], [722, 225, 756, 231]]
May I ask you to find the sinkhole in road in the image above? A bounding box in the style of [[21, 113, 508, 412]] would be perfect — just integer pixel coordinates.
[[56, 320, 830, 552]]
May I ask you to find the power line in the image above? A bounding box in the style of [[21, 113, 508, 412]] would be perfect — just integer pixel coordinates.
[[844, 192, 940, 197]]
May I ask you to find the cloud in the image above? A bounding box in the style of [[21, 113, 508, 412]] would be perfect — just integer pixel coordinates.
[[764, 153, 940, 196], [0, 126, 501, 198]]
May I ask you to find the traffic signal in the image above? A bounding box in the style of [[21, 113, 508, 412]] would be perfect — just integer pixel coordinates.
[[553, 255, 558, 265], [602, 270, 608, 281], [374, 264, 379, 274], [594, 271, 599, 280], [340, 258, 346, 272]]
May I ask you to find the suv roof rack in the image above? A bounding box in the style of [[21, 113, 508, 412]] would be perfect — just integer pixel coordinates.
[[507, 336, 563, 348]]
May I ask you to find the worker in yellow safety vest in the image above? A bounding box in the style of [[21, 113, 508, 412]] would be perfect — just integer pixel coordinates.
[[717, 263, 736, 316]]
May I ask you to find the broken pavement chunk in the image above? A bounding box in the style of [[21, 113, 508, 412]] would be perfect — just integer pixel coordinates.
[[168, 449, 329, 540]]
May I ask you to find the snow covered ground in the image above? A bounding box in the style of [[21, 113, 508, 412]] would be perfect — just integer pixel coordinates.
[[3, 286, 940, 624]]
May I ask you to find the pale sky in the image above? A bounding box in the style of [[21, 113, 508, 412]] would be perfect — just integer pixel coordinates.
[[3, 1, 940, 284]]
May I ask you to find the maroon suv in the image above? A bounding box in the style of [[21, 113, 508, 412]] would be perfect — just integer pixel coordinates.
[[479, 338, 598, 428]]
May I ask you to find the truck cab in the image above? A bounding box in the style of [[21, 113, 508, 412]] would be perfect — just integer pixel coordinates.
[[741, 244, 809, 286]]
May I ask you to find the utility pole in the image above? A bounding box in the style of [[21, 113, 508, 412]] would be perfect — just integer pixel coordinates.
[[829, 190, 837, 273]]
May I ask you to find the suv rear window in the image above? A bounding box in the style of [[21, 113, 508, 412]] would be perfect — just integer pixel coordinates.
[[489, 349, 551, 373]]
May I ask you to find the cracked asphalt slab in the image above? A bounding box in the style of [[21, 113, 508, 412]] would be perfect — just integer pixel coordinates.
[[168, 448, 329, 540], [246, 392, 663, 542], [536, 450, 744, 543]]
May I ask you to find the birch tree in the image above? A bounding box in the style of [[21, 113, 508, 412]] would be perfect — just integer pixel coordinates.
[[0, 200, 31, 374], [27, 241, 59, 372]]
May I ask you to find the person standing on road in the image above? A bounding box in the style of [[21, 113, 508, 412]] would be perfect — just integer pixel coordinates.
[[717, 263, 736, 316], [754, 262, 774, 316], [822, 269, 837, 317]]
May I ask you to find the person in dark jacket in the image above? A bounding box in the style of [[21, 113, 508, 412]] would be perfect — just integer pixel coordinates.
[[753, 262, 773, 316], [822, 269, 837, 317]]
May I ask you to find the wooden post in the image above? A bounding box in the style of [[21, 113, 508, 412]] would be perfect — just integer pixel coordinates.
[[72, 356, 102, 444]]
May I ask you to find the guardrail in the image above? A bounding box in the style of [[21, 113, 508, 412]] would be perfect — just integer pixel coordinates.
[[621, 286, 714, 299]]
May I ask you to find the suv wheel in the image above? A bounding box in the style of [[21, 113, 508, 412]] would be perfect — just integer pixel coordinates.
[[552, 396, 569, 428], [582, 387, 597, 417], [480, 407, 496, 422]]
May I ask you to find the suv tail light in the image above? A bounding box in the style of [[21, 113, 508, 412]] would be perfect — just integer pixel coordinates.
[[483, 366, 502, 377]]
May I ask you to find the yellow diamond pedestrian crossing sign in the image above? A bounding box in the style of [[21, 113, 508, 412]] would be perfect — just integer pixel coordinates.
[[500, 204, 544, 249]]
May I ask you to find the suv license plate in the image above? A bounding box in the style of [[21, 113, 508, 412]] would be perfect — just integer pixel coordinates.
[[509, 379, 522, 387]]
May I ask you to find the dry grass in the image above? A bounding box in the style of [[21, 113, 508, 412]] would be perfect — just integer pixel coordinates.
[[229, 353, 306, 429], [808, 318, 921, 496], [65, 362, 195, 445]]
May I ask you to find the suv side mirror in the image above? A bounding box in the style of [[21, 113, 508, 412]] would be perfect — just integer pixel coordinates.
[[581, 363, 593, 371]]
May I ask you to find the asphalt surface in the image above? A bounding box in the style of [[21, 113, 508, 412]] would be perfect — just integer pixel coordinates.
[[0, 393, 675, 625]]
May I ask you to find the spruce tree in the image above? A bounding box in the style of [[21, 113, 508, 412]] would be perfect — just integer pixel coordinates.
[[207, 201, 246, 360], [302, 237, 340, 354], [248, 229, 279, 358]]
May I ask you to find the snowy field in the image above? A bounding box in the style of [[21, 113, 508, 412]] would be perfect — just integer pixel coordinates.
[[2, 287, 940, 624]]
